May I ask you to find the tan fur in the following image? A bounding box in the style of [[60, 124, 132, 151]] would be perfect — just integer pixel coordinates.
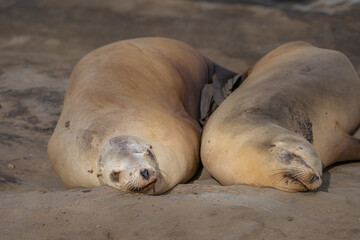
[[201, 41, 360, 192], [48, 37, 214, 194]]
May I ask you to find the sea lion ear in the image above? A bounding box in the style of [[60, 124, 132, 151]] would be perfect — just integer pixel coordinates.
[[199, 64, 246, 125], [241, 66, 253, 80]]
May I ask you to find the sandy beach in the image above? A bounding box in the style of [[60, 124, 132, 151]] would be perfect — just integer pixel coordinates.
[[1, 1, 360, 239]]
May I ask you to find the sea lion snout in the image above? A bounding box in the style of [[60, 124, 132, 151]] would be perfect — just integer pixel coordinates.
[[140, 169, 150, 180], [280, 170, 322, 192], [301, 172, 322, 191], [139, 168, 158, 181], [98, 135, 160, 193]]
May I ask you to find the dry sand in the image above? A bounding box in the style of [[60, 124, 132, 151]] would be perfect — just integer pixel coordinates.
[[1, 1, 360, 239]]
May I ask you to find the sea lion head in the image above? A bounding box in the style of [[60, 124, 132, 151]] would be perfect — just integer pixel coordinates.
[[265, 132, 322, 192], [97, 135, 161, 194]]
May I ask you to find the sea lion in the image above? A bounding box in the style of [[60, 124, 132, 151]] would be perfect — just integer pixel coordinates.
[[48, 37, 237, 194], [201, 41, 360, 192]]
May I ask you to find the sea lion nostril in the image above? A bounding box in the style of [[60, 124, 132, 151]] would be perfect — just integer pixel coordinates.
[[140, 169, 150, 180], [310, 174, 319, 183]]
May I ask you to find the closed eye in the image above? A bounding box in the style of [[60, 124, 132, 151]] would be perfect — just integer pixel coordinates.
[[110, 171, 121, 182]]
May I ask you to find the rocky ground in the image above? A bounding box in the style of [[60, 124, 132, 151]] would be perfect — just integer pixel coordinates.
[[0, 0, 360, 239]]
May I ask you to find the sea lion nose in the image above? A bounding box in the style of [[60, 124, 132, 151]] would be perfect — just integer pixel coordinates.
[[310, 174, 319, 183], [140, 169, 150, 180]]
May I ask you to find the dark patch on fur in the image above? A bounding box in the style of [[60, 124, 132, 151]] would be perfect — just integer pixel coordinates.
[[292, 110, 314, 144], [278, 148, 312, 169], [224, 94, 315, 145], [79, 129, 98, 153], [146, 149, 154, 159], [278, 148, 293, 164]]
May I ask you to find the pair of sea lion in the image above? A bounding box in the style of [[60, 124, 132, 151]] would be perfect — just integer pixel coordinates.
[[48, 38, 360, 194]]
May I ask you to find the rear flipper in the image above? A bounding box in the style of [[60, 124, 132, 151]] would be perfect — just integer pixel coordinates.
[[339, 129, 360, 161], [199, 64, 245, 125]]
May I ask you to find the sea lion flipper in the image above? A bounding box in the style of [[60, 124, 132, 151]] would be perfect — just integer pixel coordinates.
[[199, 64, 245, 125], [200, 83, 214, 125], [212, 64, 238, 105], [339, 132, 360, 161]]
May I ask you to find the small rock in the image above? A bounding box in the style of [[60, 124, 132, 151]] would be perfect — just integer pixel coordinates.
[[287, 216, 293, 221], [7, 163, 15, 169]]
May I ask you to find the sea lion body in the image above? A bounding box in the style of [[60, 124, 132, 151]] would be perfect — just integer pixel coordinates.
[[48, 37, 224, 194], [201, 41, 360, 192]]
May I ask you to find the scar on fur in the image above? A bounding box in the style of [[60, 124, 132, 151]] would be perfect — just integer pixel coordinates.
[[65, 121, 70, 129]]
